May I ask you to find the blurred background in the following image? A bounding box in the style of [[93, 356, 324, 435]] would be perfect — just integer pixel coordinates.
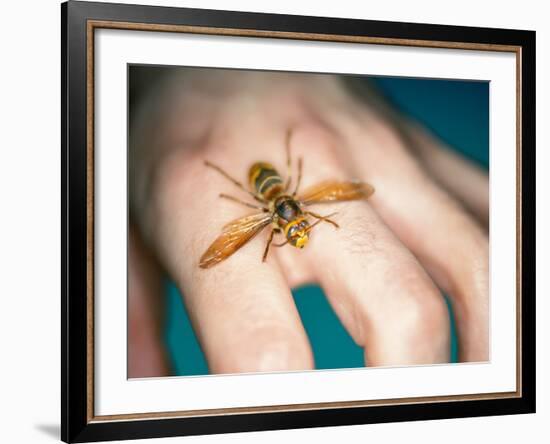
[[130, 68, 489, 376]]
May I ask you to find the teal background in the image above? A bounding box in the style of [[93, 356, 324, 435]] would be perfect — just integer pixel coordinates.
[[163, 76, 489, 376]]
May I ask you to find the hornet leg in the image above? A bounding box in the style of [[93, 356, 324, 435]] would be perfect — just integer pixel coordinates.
[[262, 229, 276, 262], [219, 193, 268, 211], [284, 128, 293, 191], [292, 157, 303, 197], [306, 211, 339, 228], [205, 160, 266, 203]]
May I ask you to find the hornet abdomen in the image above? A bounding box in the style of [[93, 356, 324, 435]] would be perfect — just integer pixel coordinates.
[[249, 162, 284, 200]]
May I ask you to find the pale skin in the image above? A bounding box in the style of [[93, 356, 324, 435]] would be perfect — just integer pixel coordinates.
[[128, 70, 489, 377]]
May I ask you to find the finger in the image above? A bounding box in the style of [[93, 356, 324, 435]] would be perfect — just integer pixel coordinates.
[[339, 78, 489, 227], [144, 142, 314, 374], [128, 224, 171, 378], [370, 172, 489, 362], [186, 250, 314, 374], [339, 121, 489, 362], [401, 120, 489, 228], [305, 200, 450, 366], [283, 126, 450, 366]]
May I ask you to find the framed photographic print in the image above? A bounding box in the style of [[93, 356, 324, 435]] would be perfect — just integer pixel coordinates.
[[61, 1, 536, 442]]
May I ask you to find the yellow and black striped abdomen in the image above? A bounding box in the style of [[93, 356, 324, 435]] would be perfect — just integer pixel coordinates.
[[249, 162, 284, 200]]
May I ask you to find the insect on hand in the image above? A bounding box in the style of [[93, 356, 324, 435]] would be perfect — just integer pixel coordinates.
[[199, 129, 375, 268]]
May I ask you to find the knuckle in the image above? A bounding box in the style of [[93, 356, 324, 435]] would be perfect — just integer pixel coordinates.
[[397, 273, 450, 346], [136, 146, 208, 253], [146, 148, 204, 216], [297, 124, 349, 178], [212, 328, 314, 374], [368, 116, 409, 155]]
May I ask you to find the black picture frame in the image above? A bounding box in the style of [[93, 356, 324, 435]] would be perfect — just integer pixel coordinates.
[[61, 1, 536, 442]]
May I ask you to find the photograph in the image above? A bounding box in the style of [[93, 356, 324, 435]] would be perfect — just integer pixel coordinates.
[[2, 0, 544, 442], [127, 66, 489, 378], [60, 2, 535, 440]]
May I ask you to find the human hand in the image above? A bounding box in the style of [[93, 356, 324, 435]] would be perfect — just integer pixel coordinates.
[[128, 69, 488, 376]]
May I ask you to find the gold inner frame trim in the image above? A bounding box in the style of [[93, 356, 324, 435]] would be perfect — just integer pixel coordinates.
[[86, 19, 523, 423]]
